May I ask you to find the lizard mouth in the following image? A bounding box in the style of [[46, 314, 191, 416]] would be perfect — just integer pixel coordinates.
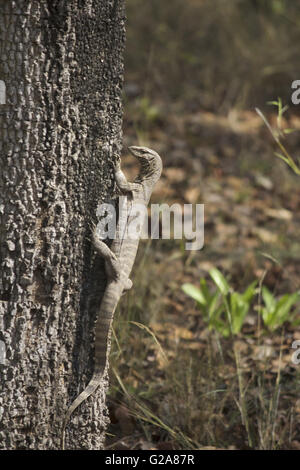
[[128, 146, 147, 159]]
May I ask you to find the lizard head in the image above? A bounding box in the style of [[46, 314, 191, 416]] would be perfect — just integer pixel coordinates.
[[128, 146, 162, 184]]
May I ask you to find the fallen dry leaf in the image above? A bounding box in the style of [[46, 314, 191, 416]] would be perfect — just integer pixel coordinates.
[[264, 208, 293, 221], [252, 227, 278, 244], [184, 186, 201, 203], [253, 345, 275, 361], [164, 167, 186, 183]]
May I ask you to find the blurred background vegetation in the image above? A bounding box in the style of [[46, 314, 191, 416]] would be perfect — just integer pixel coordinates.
[[125, 0, 300, 111], [107, 0, 300, 451]]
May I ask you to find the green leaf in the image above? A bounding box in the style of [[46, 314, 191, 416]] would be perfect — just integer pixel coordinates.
[[261, 289, 300, 331], [199, 278, 211, 304], [230, 291, 238, 316], [262, 286, 276, 312], [261, 307, 273, 326], [241, 281, 257, 303], [209, 268, 230, 296], [271, 292, 300, 329], [208, 294, 223, 322], [182, 283, 206, 305], [218, 323, 231, 338], [207, 313, 228, 337], [230, 292, 250, 334]]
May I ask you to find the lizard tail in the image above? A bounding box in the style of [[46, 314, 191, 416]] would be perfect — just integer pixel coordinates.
[[61, 297, 115, 449], [61, 370, 104, 449]]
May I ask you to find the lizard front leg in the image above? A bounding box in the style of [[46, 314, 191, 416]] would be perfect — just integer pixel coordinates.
[[114, 155, 140, 193]]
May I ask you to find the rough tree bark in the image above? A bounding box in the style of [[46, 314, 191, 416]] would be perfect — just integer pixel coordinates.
[[0, 0, 125, 449]]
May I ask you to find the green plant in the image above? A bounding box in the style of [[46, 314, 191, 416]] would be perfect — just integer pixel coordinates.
[[109, 244, 299, 450], [183, 268, 300, 335], [260, 286, 300, 331], [182, 268, 257, 337]]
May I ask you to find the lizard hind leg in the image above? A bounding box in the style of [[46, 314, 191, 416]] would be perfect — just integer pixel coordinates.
[[92, 230, 121, 281]]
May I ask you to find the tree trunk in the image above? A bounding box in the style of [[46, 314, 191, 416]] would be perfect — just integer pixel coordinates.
[[0, 0, 125, 450]]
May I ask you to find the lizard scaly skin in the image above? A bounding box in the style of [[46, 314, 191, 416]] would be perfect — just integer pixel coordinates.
[[61, 146, 162, 449]]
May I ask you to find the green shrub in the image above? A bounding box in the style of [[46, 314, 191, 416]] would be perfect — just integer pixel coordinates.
[[182, 268, 300, 336]]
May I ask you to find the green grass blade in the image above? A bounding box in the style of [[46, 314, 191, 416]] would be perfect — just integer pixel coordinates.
[[182, 283, 207, 305], [209, 268, 230, 295]]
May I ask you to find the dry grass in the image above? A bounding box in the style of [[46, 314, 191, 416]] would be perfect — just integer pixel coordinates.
[[107, 242, 300, 450], [126, 0, 300, 111]]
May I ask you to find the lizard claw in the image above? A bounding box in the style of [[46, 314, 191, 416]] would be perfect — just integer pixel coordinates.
[[89, 221, 97, 237], [113, 154, 121, 171]]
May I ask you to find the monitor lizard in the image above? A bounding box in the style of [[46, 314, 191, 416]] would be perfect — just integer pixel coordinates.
[[61, 146, 163, 449]]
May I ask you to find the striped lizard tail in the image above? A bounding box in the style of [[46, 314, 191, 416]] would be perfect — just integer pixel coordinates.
[[61, 287, 119, 449], [61, 370, 103, 449]]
